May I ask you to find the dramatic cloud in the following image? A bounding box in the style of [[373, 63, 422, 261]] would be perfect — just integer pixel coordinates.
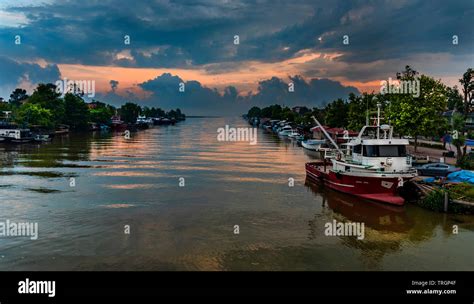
[[92, 73, 360, 115], [109, 80, 119, 92], [0, 0, 471, 68], [0, 0, 471, 112], [0, 56, 61, 99]]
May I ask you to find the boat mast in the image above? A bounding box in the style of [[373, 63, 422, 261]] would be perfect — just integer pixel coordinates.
[[311, 116, 343, 154], [376, 102, 381, 139]]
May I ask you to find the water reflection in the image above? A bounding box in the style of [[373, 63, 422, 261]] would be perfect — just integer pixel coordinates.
[[305, 178, 412, 234], [0, 117, 473, 271]]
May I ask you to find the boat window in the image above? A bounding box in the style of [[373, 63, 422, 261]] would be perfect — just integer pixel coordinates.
[[363, 145, 407, 157], [353, 144, 362, 154], [363, 145, 378, 157]]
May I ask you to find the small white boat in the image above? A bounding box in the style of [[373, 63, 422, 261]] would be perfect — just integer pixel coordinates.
[[34, 134, 53, 142], [0, 128, 33, 144], [301, 139, 326, 151], [288, 131, 300, 138], [278, 126, 293, 136], [136, 115, 153, 128]]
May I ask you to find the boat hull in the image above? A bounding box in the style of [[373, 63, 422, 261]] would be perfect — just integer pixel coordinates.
[[110, 123, 128, 132], [301, 141, 321, 151], [0, 137, 33, 144], [305, 162, 407, 206]]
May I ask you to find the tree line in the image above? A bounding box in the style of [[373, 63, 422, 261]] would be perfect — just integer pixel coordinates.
[[247, 66, 474, 163], [0, 83, 186, 130]]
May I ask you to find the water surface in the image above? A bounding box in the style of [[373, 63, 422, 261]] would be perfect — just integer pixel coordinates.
[[0, 117, 473, 270]]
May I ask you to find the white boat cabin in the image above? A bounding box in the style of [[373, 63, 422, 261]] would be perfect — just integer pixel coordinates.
[[0, 129, 31, 139], [341, 138, 411, 172]]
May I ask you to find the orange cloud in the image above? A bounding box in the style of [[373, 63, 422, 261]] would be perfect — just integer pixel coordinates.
[[58, 51, 371, 97]]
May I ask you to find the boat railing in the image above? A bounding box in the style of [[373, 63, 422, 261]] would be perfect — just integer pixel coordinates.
[[322, 149, 336, 159]]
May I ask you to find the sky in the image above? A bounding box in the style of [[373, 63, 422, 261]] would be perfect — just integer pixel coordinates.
[[0, 0, 472, 115]]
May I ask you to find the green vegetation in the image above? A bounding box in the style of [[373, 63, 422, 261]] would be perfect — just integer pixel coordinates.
[[386, 71, 449, 152], [247, 66, 473, 159], [64, 93, 90, 130], [418, 186, 474, 214], [0, 83, 185, 131], [448, 183, 474, 202], [88, 101, 115, 124], [15, 103, 54, 129], [418, 189, 446, 212], [324, 98, 348, 128], [119, 102, 142, 124]]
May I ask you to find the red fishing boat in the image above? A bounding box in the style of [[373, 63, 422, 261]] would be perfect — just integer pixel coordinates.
[[305, 103, 417, 206], [110, 114, 128, 132]]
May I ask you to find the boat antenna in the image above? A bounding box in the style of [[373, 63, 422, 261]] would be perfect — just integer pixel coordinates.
[[376, 102, 381, 139], [311, 116, 343, 154]]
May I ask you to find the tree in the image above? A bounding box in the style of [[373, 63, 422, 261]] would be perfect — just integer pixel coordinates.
[[460, 68, 474, 115], [28, 83, 64, 126], [452, 113, 466, 162], [15, 103, 54, 129], [9, 88, 28, 107], [247, 106, 261, 118], [396, 65, 418, 80], [324, 99, 348, 128], [119, 102, 142, 123], [281, 107, 296, 122], [0, 99, 10, 116], [90, 108, 111, 124], [386, 72, 448, 152], [63, 93, 90, 130], [446, 86, 464, 113], [347, 93, 380, 130]]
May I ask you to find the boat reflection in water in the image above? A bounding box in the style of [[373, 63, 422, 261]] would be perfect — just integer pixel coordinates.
[[305, 177, 414, 234], [305, 177, 420, 269]]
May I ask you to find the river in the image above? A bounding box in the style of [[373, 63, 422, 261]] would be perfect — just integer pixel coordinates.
[[0, 117, 473, 270]]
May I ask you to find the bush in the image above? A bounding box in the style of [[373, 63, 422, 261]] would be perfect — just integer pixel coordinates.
[[417, 186, 474, 214], [456, 155, 474, 169], [447, 183, 474, 202], [14, 103, 54, 129], [418, 189, 446, 212]]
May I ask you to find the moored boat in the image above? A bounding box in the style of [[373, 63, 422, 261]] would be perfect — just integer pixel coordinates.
[[278, 125, 293, 136], [301, 139, 326, 151], [33, 134, 53, 143], [110, 115, 128, 131], [54, 124, 70, 135], [0, 128, 34, 144], [136, 115, 154, 129], [305, 103, 417, 206]]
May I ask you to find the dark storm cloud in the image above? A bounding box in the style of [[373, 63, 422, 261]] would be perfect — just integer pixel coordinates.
[[0, 0, 471, 112], [136, 73, 243, 115], [95, 73, 359, 115], [0, 56, 60, 85], [248, 75, 359, 107], [0, 56, 61, 98], [1, 0, 470, 70], [109, 80, 119, 91], [0, 0, 314, 66]]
